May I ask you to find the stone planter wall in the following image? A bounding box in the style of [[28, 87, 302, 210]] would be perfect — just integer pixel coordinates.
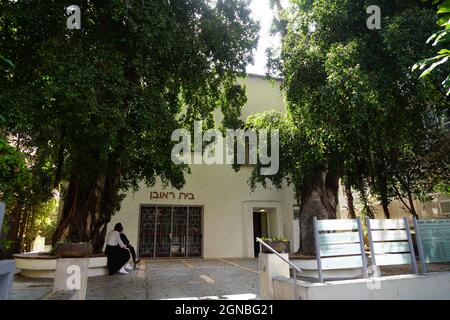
[[273, 272, 450, 300], [261, 242, 287, 254], [14, 253, 108, 279]]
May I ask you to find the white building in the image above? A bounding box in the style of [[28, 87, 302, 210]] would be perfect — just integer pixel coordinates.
[[108, 74, 298, 259]]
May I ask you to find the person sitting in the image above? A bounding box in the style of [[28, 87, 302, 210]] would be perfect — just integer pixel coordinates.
[[119, 230, 140, 269], [105, 223, 133, 275]]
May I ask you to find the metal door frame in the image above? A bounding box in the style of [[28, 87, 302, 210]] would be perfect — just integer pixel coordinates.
[[138, 204, 203, 259]]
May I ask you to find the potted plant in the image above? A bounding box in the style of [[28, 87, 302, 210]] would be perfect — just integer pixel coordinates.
[[54, 240, 92, 258], [260, 237, 289, 254]]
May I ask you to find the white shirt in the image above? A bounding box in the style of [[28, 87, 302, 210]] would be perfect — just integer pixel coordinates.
[[105, 230, 126, 248]]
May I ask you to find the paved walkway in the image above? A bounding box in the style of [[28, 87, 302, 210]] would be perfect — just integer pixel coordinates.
[[10, 259, 260, 300]]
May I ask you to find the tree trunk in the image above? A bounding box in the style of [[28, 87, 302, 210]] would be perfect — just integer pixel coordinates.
[[375, 149, 391, 219], [407, 190, 419, 219], [5, 199, 24, 256], [381, 197, 391, 219], [53, 130, 66, 188], [52, 162, 122, 253], [358, 178, 374, 219], [393, 177, 419, 219], [378, 173, 391, 218], [25, 214, 35, 252], [53, 173, 104, 253], [17, 205, 30, 253], [345, 182, 356, 219], [298, 169, 340, 255]]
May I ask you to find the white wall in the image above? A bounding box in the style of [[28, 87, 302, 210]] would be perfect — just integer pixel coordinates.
[[213, 75, 285, 123], [109, 165, 295, 258], [273, 273, 450, 300]]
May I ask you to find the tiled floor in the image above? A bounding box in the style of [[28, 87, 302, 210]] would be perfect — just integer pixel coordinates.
[[10, 258, 260, 300]]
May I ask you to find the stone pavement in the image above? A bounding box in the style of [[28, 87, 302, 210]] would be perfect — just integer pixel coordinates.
[[10, 258, 260, 300]]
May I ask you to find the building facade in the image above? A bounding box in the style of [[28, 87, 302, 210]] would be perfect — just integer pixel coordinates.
[[108, 75, 298, 259], [107, 74, 450, 260]]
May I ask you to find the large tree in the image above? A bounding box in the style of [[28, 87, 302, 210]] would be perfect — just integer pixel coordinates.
[[0, 0, 258, 253], [247, 0, 449, 255]]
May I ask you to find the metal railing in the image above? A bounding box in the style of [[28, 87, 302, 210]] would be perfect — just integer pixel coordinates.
[[256, 237, 302, 300]]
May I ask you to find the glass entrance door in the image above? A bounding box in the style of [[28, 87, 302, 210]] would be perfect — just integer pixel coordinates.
[[155, 206, 172, 258], [139, 205, 203, 258], [171, 207, 188, 258], [188, 206, 202, 257]]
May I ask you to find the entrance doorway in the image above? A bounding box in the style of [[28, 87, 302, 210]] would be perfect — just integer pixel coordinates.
[[253, 210, 269, 257], [139, 205, 203, 258]]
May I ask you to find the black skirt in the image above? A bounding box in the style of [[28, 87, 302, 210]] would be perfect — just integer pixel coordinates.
[[105, 245, 130, 275]]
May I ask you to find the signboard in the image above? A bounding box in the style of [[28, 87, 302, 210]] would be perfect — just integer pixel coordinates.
[[416, 219, 450, 264]]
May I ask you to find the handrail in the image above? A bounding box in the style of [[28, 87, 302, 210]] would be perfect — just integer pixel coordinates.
[[256, 238, 302, 273], [256, 237, 302, 300]]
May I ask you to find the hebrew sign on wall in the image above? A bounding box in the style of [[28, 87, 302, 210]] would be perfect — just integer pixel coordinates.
[[150, 192, 195, 201]]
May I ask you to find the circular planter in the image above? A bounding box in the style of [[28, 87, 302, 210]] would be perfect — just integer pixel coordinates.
[[56, 243, 92, 258], [14, 253, 108, 279], [262, 241, 287, 254]]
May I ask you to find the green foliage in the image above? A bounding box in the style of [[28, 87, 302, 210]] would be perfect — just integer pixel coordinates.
[[435, 181, 450, 194], [0, 0, 259, 247], [50, 240, 67, 256], [245, 111, 324, 202], [257, 0, 450, 219], [29, 197, 59, 245], [0, 138, 31, 205], [220, 82, 248, 130], [0, 0, 258, 190], [414, 0, 450, 94], [0, 136, 59, 254], [260, 236, 289, 243], [0, 53, 14, 69], [0, 240, 13, 254]]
